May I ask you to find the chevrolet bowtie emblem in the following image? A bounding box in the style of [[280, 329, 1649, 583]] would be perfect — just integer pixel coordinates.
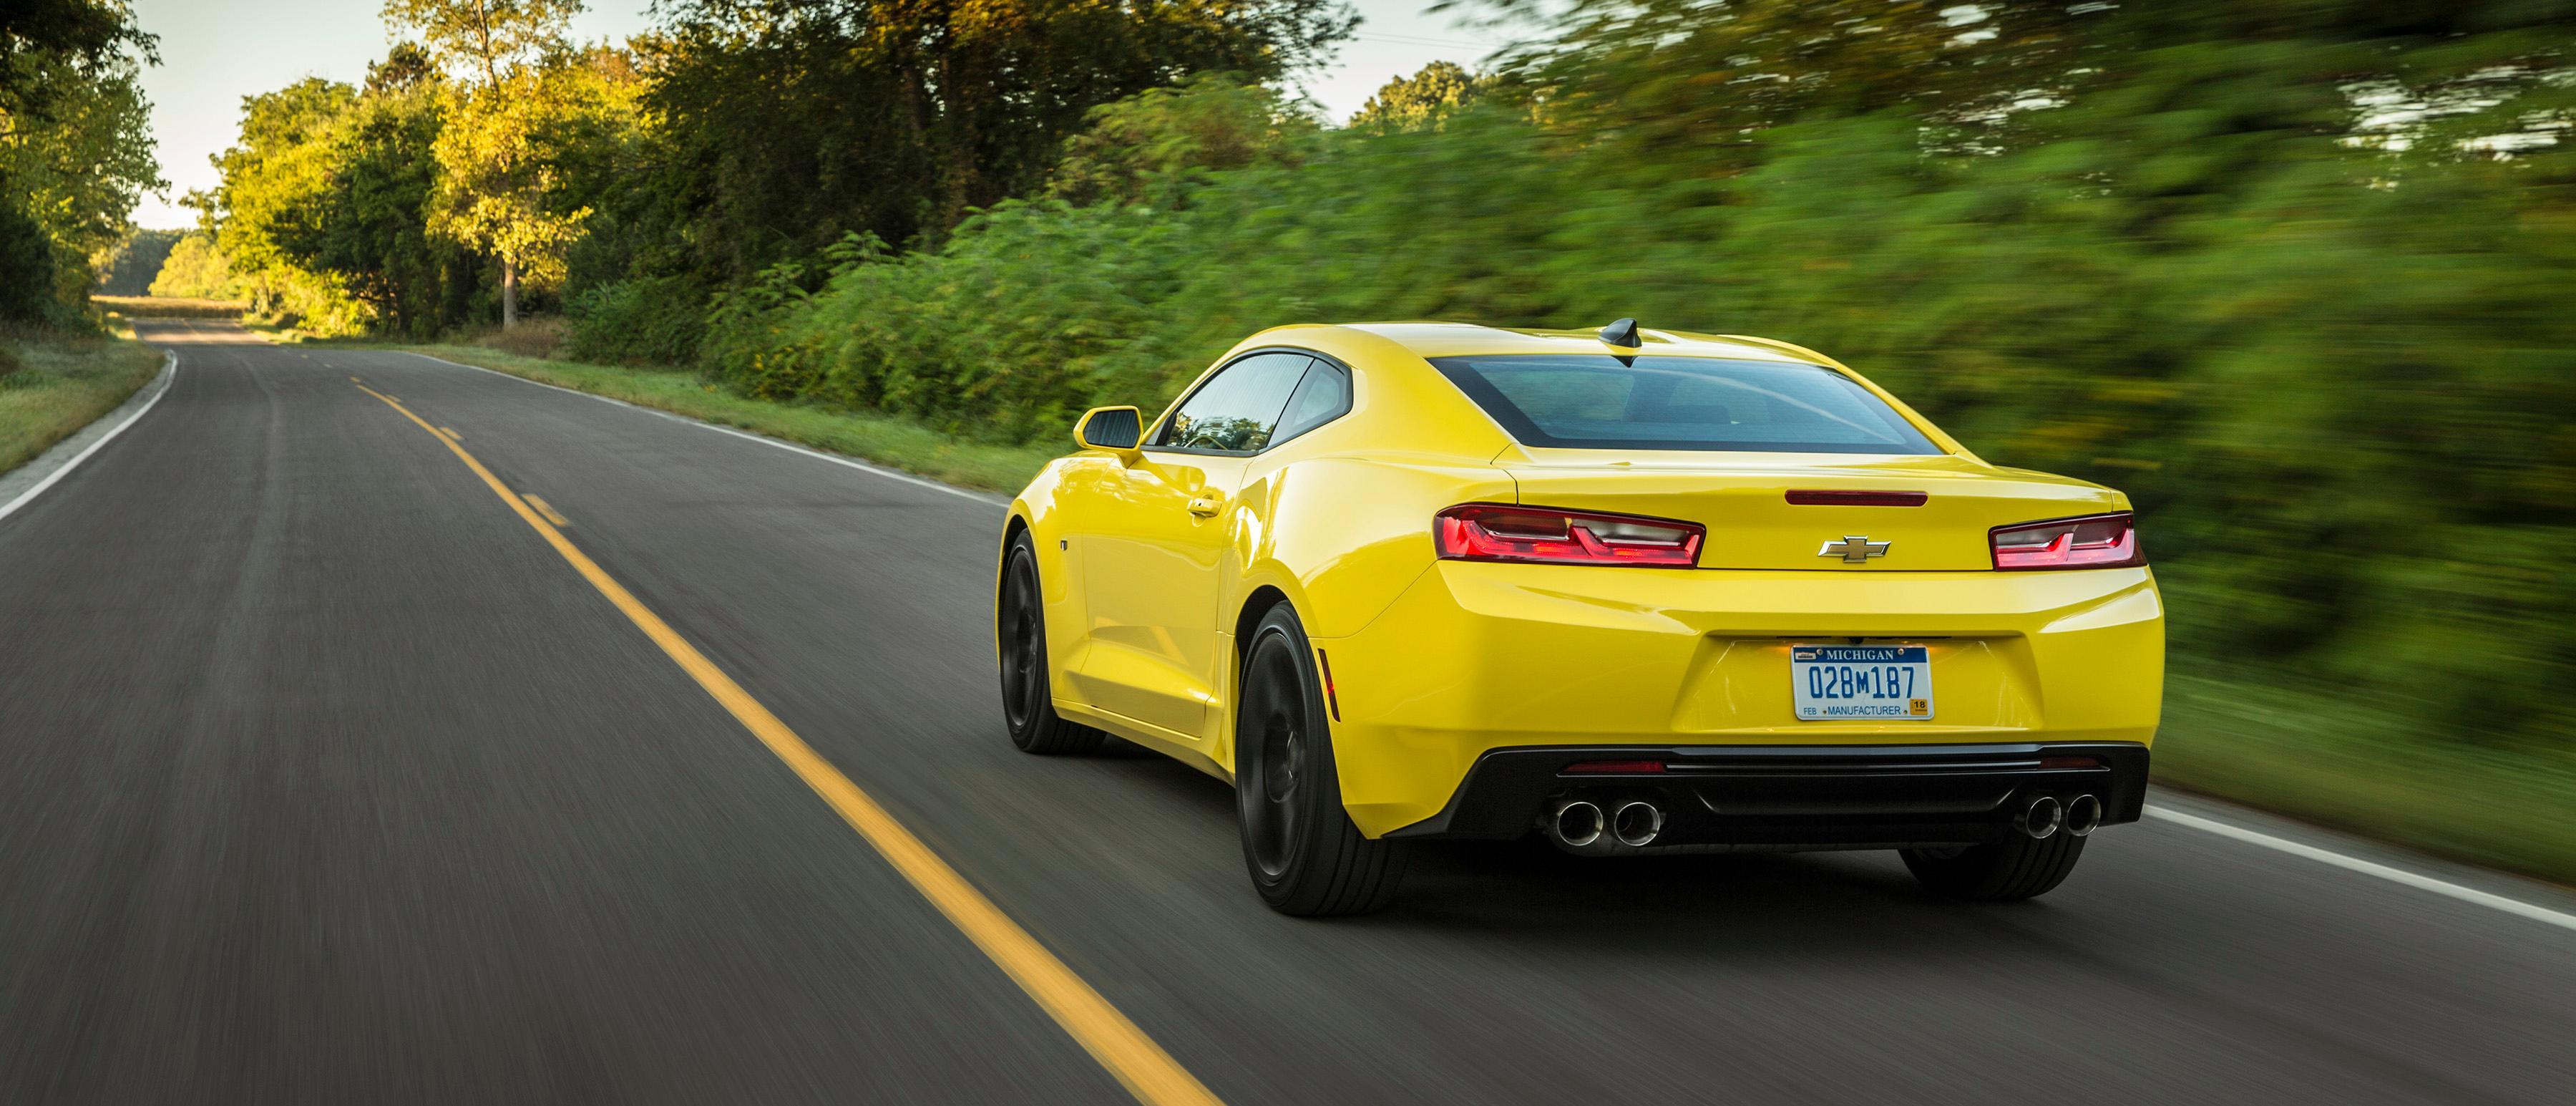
[[1818, 535, 1891, 563]]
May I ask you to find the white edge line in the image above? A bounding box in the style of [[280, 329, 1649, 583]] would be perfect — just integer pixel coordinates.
[[388, 351, 1010, 508], [0, 349, 177, 526], [2148, 805, 2576, 934]]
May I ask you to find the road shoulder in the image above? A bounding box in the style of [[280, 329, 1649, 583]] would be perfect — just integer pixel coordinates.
[[363, 341, 1052, 496], [0, 342, 174, 522]]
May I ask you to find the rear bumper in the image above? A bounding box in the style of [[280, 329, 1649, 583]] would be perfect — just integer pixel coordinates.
[[1382, 741, 2149, 846], [1316, 561, 2163, 837]]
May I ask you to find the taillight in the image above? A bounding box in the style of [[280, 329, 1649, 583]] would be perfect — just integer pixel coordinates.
[[1435, 503, 1704, 568], [1991, 512, 2143, 570]]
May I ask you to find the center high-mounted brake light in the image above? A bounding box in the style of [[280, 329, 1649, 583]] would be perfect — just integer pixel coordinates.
[[1991, 512, 2144, 570], [1435, 503, 1704, 568]]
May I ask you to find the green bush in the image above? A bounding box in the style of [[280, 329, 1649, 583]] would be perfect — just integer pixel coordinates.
[[567, 277, 708, 366], [0, 193, 72, 327], [701, 72, 2576, 757]]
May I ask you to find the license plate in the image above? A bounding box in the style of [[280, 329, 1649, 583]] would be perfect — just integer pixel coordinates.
[[1792, 645, 1933, 720]]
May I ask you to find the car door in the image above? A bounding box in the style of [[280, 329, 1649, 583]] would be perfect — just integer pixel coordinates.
[[1073, 351, 1317, 741]]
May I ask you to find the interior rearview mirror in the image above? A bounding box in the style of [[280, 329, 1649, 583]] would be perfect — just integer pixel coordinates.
[[1074, 406, 1145, 457]]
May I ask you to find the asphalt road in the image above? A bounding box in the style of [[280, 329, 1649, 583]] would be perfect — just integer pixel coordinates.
[[3, 320, 2571, 1105]]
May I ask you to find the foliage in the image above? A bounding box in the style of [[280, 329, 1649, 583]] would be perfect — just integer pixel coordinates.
[[384, 0, 614, 326], [195, 61, 537, 336], [0, 0, 156, 120], [1347, 60, 1489, 132], [1049, 74, 1322, 206], [200, 78, 375, 331], [287, 82, 482, 336], [707, 7, 2576, 770], [427, 54, 635, 294], [0, 180, 69, 324], [565, 276, 704, 365], [148, 232, 233, 299], [610, 0, 1356, 291], [197, 0, 1355, 339], [1, 0, 160, 321], [91, 225, 175, 294], [380, 0, 580, 84]]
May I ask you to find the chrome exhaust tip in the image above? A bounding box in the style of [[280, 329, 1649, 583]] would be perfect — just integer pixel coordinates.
[[1611, 800, 1664, 848], [1549, 800, 1605, 849], [2064, 794, 2102, 838], [2019, 795, 2064, 840]]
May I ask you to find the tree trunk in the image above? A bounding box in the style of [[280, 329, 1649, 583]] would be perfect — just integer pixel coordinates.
[[500, 258, 519, 329]]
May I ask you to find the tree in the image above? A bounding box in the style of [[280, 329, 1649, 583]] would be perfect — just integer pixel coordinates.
[[623, 0, 1357, 286], [1, 0, 156, 121], [1348, 61, 1487, 132], [1050, 75, 1320, 206], [382, 0, 587, 327], [1, 1, 161, 317], [149, 232, 232, 299], [279, 82, 482, 336], [366, 41, 440, 95]]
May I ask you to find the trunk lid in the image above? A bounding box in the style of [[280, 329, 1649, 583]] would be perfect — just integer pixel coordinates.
[[1499, 447, 2125, 571]]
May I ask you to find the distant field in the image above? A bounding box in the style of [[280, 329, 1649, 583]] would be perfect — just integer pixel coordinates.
[[94, 296, 245, 319]]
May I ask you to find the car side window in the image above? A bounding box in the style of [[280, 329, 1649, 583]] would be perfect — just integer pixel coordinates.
[[1272, 361, 1352, 444], [1153, 352, 1315, 452]]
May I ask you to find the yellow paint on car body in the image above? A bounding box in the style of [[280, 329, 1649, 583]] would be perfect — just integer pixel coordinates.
[[1006, 323, 2164, 836]]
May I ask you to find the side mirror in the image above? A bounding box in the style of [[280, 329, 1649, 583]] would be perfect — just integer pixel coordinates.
[[1073, 405, 1145, 459]]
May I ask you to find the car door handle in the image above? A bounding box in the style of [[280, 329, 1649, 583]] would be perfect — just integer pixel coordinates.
[[1186, 495, 1221, 518]]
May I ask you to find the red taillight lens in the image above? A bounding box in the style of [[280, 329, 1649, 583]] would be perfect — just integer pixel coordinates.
[[1435, 503, 1704, 568], [1991, 512, 2143, 570]]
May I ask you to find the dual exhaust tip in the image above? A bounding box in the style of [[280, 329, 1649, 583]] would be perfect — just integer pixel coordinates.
[[1547, 798, 1663, 853], [1546, 792, 2100, 853], [2019, 793, 2103, 840]]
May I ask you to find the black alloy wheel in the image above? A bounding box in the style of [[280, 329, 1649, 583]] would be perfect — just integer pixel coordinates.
[[1234, 604, 1405, 916], [997, 534, 1102, 755]]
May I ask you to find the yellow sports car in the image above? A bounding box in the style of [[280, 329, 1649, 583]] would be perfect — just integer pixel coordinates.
[[997, 320, 2162, 915]]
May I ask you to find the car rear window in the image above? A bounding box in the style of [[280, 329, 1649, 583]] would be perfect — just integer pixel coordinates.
[[1430, 354, 1940, 454]]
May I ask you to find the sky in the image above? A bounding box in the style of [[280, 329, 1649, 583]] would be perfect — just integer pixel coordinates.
[[125, 1, 1523, 231]]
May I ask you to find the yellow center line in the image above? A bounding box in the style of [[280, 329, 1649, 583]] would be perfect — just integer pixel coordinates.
[[440, 427, 463, 441], [351, 383, 1219, 1106], [522, 493, 570, 527]]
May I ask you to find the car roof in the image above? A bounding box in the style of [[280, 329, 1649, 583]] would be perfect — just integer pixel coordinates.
[[1304, 321, 1833, 366]]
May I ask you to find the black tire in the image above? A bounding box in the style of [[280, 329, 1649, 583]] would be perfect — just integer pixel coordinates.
[[997, 533, 1103, 755], [1234, 605, 1407, 916], [1901, 833, 2087, 901]]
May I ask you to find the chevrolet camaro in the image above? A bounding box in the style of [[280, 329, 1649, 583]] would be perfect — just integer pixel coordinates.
[[997, 320, 2162, 915]]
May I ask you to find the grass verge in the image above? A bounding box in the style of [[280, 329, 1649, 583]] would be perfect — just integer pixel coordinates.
[[2155, 670, 2576, 887], [379, 343, 1057, 493], [0, 329, 164, 477]]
